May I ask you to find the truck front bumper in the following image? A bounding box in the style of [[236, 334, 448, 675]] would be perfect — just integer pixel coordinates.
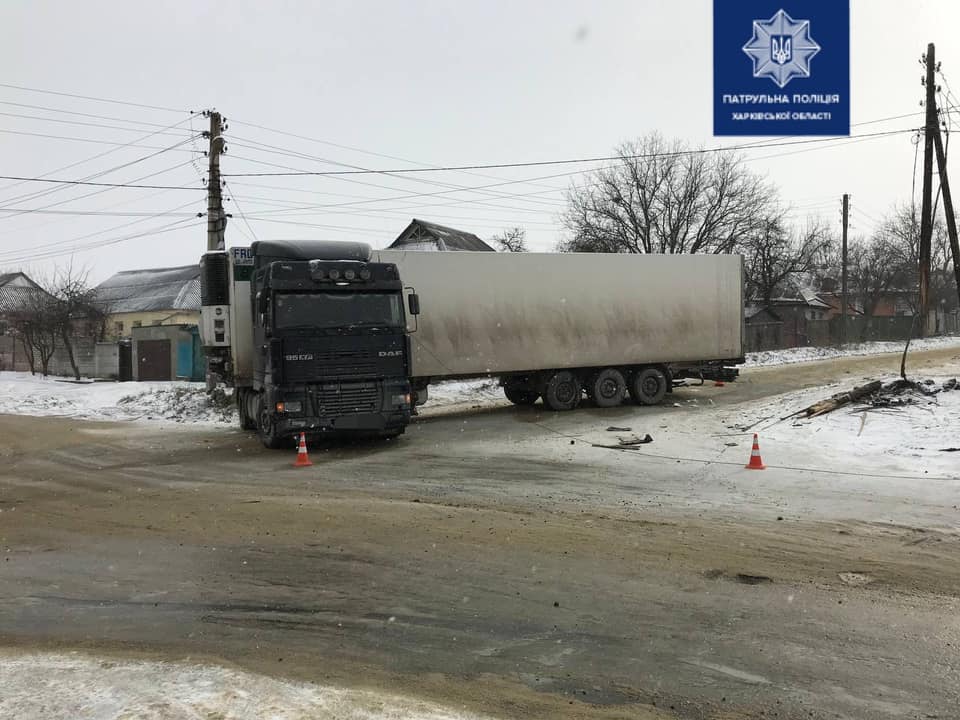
[[275, 410, 410, 435]]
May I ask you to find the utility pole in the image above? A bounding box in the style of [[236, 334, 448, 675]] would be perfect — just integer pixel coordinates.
[[205, 111, 226, 252], [933, 121, 960, 311], [841, 193, 849, 345], [918, 44, 937, 337]]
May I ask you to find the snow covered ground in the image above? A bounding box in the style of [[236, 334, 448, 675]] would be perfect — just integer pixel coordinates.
[[568, 369, 960, 485], [0, 373, 235, 425], [1, 335, 957, 426], [0, 652, 485, 720], [743, 335, 960, 367]]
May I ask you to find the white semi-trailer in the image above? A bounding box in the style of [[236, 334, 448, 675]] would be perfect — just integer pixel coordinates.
[[200, 240, 743, 446]]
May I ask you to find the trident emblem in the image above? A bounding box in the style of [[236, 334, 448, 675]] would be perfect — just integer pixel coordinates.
[[771, 35, 792, 65]]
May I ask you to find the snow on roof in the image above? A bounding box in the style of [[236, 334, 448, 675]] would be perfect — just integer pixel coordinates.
[[96, 264, 201, 314], [389, 218, 495, 252]]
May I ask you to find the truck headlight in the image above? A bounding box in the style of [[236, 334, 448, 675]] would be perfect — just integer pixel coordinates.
[[276, 401, 302, 413], [392, 393, 411, 406]]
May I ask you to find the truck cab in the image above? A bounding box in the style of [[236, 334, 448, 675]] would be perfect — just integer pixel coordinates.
[[201, 240, 416, 447]]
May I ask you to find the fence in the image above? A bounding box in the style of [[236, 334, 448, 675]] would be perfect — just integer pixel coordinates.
[[745, 313, 951, 353], [0, 335, 121, 378]]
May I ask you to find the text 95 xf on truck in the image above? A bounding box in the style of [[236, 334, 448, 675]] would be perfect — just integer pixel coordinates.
[[200, 240, 744, 448]]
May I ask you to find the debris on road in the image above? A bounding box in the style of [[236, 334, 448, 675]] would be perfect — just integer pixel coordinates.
[[797, 377, 958, 418], [800, 380, 882, 417]]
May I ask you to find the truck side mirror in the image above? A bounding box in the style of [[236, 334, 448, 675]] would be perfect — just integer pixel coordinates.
[[408, 293, 420, 316]]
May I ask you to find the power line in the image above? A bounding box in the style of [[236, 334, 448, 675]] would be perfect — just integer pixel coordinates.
[[226, 153, 565, 217], [227, 135, 568, 208], [0, 208, 201, 217], [0, 127, 199, 151], [0, 174, 202, 190], [0, 135, 201, 210], [0, 82, 189, 113], [222, 179, 260, 243], [0, 113, 198, 199], [222, 128, 918, 178], [229, 117, 569, 195], [225, 139, 567, 213], [0, 110, 195, 138], [0, 218, 204, 265], [0, 100, 187, 131], [0, 199, 204, 259], [0, 156, 198, 222]]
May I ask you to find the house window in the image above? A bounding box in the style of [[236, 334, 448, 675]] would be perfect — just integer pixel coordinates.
[[115, 321, 124, 334], [132, 320, 142, 328]]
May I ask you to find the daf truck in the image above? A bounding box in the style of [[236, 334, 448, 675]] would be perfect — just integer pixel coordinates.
[[199, 240, 744, 447]]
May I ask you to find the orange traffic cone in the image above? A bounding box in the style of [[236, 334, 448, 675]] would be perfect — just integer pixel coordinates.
[[294, 432, 313, 467], [745, 433, 765, 470]]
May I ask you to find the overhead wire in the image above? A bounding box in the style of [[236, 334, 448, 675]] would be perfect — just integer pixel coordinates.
[[0, 99, 195, 131], [0, 82, 189, 113], [227, 135, 568, 209], [0, 198, 204, 259], [0, 110, 197, 138], [222, 127, 918, 178], [0, 112, 198, 198]]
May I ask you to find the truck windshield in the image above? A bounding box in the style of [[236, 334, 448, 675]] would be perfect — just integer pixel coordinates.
[[274, 292, 403, 329]]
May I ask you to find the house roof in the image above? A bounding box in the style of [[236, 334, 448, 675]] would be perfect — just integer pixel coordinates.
[[0, 272, 48, 313], [389, 218, 495, 252], [96, 264, 201, 314]]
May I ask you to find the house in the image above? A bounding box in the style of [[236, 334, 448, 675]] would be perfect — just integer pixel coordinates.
[[389, 219, 495, 252], [745, 285, 834, 349], [0, 272, 51, 371], [96, 264, 201, 339]]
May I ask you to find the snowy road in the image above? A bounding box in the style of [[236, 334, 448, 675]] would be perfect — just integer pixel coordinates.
[[1, 344, 959, 719]]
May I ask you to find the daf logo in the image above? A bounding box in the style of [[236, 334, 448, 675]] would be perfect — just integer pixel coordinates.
[[378, 350, 402, 357], [284, 353, 314, 361]]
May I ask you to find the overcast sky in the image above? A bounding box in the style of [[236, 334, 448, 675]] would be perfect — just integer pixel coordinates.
[[1, 0, 958, 283]]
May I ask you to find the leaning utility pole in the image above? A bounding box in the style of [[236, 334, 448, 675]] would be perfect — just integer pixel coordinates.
[[933, 121, 960, 310], [841, 193, 849, 345], [206, 111, 226, 252], [918, 44, 937, 336]]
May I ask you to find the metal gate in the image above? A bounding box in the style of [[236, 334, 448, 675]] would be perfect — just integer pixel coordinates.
[[118, 341, 133, 381], [137, 339, 171, 380]]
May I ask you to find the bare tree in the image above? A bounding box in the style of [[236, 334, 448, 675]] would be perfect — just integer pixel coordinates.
[[743, 217, 833, 305], [46, 263, 105, 380], [847, 235, 908, 320], [490, 227, 528, 253], [560, 132, 778, 254], [7, 288, 59, 376]]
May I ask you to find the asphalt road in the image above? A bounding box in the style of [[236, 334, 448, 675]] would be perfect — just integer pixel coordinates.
[[1, 346, 959, 720]]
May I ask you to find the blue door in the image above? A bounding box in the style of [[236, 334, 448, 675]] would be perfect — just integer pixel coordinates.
[[176, 338, 193, 379]]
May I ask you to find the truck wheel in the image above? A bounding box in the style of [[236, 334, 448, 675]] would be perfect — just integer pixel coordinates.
[[237, 390, 256, 430], [630, 367, 667, 406], [257, 399, 288, 449], [504, 385, 539, 405], [589, 368, 626, 408], [543, 371, 582, 411]]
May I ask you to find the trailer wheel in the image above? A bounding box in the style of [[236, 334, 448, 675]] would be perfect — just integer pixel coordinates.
[[589, 368, 626, 408], [630, 367, 668, 406], [257, 397, 288, 449], [543, 371, 582, 411], [504, 385, 539, 405]]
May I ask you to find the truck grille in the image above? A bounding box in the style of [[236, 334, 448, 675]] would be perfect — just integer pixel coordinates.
[[311, 382, 380, 414], [312, 349, 377, 377]]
